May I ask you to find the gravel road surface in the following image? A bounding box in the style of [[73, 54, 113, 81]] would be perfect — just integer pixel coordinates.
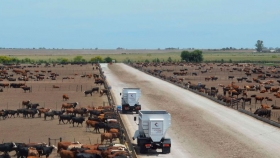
[[101, 63, 280, 158]]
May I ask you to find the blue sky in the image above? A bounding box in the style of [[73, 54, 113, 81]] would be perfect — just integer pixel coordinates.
[[0, 0, 279, 49]]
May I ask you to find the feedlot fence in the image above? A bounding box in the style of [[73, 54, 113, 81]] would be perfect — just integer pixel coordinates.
[[0, 84, 103, 92], [98, 64, 137, 158], [127, 63, 280, 129]]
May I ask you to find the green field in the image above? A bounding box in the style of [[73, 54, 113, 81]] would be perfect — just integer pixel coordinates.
[[0, 49, 280, 63]]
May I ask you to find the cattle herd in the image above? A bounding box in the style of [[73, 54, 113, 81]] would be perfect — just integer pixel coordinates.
[[0, 63, 130, 158], [131, 62, 280, 122]]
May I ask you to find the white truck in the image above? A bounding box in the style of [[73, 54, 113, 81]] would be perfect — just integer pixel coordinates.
[[120, 88, 141, 114], [133, 110, 171, 154]]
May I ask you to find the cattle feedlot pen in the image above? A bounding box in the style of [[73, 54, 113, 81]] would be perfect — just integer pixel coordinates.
[[133, 110, 171, 154]]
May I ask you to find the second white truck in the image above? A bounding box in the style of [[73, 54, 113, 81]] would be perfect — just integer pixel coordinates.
[[120, 88, 141, 114], [133, 110, 171, 154]]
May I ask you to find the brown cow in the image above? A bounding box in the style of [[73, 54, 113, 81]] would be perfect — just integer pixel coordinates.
[[59, 149, 75, 158], [85, 120, 98, 132], [22, 100, 31, 107], [81, 144, 99, 150], [28, 147, 39, 157], [61, 102, 78, 110], [254, 96, 264, 104], [270, 87, 279, 93], [37, 108, 51, 117], [57, 141, 80, 153], [265, 97, 273, 101], [62, 94, 69, 101], [53, 85, 60, 88], [261, 104, 270, 109], [101, 133, 118, 144]]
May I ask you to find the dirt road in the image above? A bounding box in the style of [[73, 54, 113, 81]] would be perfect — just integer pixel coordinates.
[[101, 63, 280, 158]]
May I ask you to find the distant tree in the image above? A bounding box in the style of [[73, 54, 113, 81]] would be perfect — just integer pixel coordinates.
[[181, 50, 203, 62], [90, 56, 103, 63], [104, 57, 112, 63], [73, 56, 83, 62], [56, 58, 68, 63], [167, 57, 172, 62], [255, 40, 264, 52]]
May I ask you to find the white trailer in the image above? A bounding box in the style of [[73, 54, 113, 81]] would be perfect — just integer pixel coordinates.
[[133, 110, 171, 154], [120, 88, 141, 114]]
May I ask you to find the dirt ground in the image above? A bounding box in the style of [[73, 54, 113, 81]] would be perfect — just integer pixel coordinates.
[[0, 63, 113, 157], [132, 63, 280, 122]]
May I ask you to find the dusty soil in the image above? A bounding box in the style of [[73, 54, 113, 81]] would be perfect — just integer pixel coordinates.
[[0, 64, 111, 157]]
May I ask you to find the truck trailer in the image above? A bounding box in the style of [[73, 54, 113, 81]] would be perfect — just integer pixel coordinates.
[[120, 88, 141, 114], [133, 110, 171, 154]]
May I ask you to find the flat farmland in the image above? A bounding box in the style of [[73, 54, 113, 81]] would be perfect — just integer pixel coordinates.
[[1, 49, 280, 63], [0, 63, 110, 157]]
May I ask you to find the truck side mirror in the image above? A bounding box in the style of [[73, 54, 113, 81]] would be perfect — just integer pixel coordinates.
[[134, 116, 136, 121], [120, 93, 121, 96]]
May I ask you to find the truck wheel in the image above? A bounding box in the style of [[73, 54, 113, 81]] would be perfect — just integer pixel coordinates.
[[122, 109, 126, 114], [136, 110, 139, 114], [140, 145, 148, 154], [162, 147, 171, 154]]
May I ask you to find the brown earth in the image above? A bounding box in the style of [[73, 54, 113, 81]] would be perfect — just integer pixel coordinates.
[[0, 64, 112, 157]]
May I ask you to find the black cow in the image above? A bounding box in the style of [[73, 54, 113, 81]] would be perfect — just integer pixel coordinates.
[[94, 122, 107, 133], [88, 110, 101, 117], [59, 114, 75, 124], [92, 87, 99, 93], [16, 109, 26, 117], [76, 153, 102, 158], [41, 145, 56, 157], [84, 89, 93, 96], [0, 142, 17, 154], [6, 110, 18, 118], [44, 111, 54, 120], [74, 108, 87, 117], [0, 110, 8, 120], [16, 145, 29, 158], [94, 80, 104, 85], [254, 108, 271, 119], [0, 154, 11, 158], [22, 109, 37, 118], [53, 110, 65, 118], [22, 87, 31, 93], [26, 103, 40, 109], [72, 117, 85, 127]]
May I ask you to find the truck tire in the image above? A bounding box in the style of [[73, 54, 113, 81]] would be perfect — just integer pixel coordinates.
[[140, 145, 148, 154], [162, 146, 170, 154], [136, 110, 139, 114], [122, 109, 126, 114]]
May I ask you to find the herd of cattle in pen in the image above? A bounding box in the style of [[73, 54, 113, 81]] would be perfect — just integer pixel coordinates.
[[132, 62, 280, 120], [0, 63, 129, 158]]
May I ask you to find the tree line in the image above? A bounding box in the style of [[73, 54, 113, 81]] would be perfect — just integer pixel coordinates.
[[0, 55, 114, 64]]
